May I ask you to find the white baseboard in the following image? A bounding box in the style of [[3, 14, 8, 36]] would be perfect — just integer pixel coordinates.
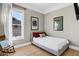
[[69, 45, 79, 51], [14, 42, 31, 48]]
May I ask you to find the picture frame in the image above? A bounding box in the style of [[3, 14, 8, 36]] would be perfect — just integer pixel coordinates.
[[31, 16, 39, 30], [53, 16, 63, 31], [74, 3, 79, 20]]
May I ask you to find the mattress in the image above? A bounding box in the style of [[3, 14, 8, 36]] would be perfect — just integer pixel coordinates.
[[33, 36, 69, 52]]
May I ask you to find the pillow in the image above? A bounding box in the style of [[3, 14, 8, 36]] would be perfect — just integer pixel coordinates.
[[0, 40, 9, 48], [39, 33, 45, 37], [32, 32, 47, 38]]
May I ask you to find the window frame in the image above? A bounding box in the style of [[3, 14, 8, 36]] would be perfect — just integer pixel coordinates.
[[11, 7, 24, 40]]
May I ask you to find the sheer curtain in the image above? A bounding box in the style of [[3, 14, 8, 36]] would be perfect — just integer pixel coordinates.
[[1, 3, 13, 45]]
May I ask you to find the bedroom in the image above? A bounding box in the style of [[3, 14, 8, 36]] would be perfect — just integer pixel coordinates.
[[0, 3, 79, 56]]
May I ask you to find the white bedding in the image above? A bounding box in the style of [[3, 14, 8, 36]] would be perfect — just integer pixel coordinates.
[[33, 36, 69, 52]]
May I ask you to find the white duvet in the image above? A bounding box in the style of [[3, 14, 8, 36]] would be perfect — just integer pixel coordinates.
[[33, 36, 69, 51]]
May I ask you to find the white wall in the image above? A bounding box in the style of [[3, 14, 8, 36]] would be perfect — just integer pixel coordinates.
[[44, 5, 79, 47]]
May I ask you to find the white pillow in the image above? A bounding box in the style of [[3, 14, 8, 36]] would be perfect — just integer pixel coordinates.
[[39, 33, 45, 37]]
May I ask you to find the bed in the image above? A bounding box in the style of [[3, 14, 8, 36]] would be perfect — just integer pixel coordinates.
[[32, 32, 69, 56]]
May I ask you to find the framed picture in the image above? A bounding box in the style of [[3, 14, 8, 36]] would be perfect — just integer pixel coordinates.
[[53, 16, 63, 31], [31, 16, 39, 30], [74, 3, 79, 20]]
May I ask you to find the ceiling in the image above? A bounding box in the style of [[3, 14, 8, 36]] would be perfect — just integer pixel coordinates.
[[16, 3, 72, 14]]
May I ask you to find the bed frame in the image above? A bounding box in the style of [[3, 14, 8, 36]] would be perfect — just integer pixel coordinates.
[[32, 32, 69, 56]]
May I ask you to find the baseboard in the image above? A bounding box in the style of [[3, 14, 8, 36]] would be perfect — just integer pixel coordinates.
[[14, 42, 31, 48], [69, 45, 79, 51]]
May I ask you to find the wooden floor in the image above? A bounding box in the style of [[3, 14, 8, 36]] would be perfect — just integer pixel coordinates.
[[9, 44, 79, 56]]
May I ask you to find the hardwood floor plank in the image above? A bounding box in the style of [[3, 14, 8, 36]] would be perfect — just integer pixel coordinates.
[[9, 44, 79, 56]]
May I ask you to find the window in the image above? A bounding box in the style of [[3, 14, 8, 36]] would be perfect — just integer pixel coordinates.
[[11, 6, 24, 40]]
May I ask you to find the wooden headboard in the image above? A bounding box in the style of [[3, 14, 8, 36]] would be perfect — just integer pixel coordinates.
[[0, 35, 5, 40], [32, 32, 47, 37]]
